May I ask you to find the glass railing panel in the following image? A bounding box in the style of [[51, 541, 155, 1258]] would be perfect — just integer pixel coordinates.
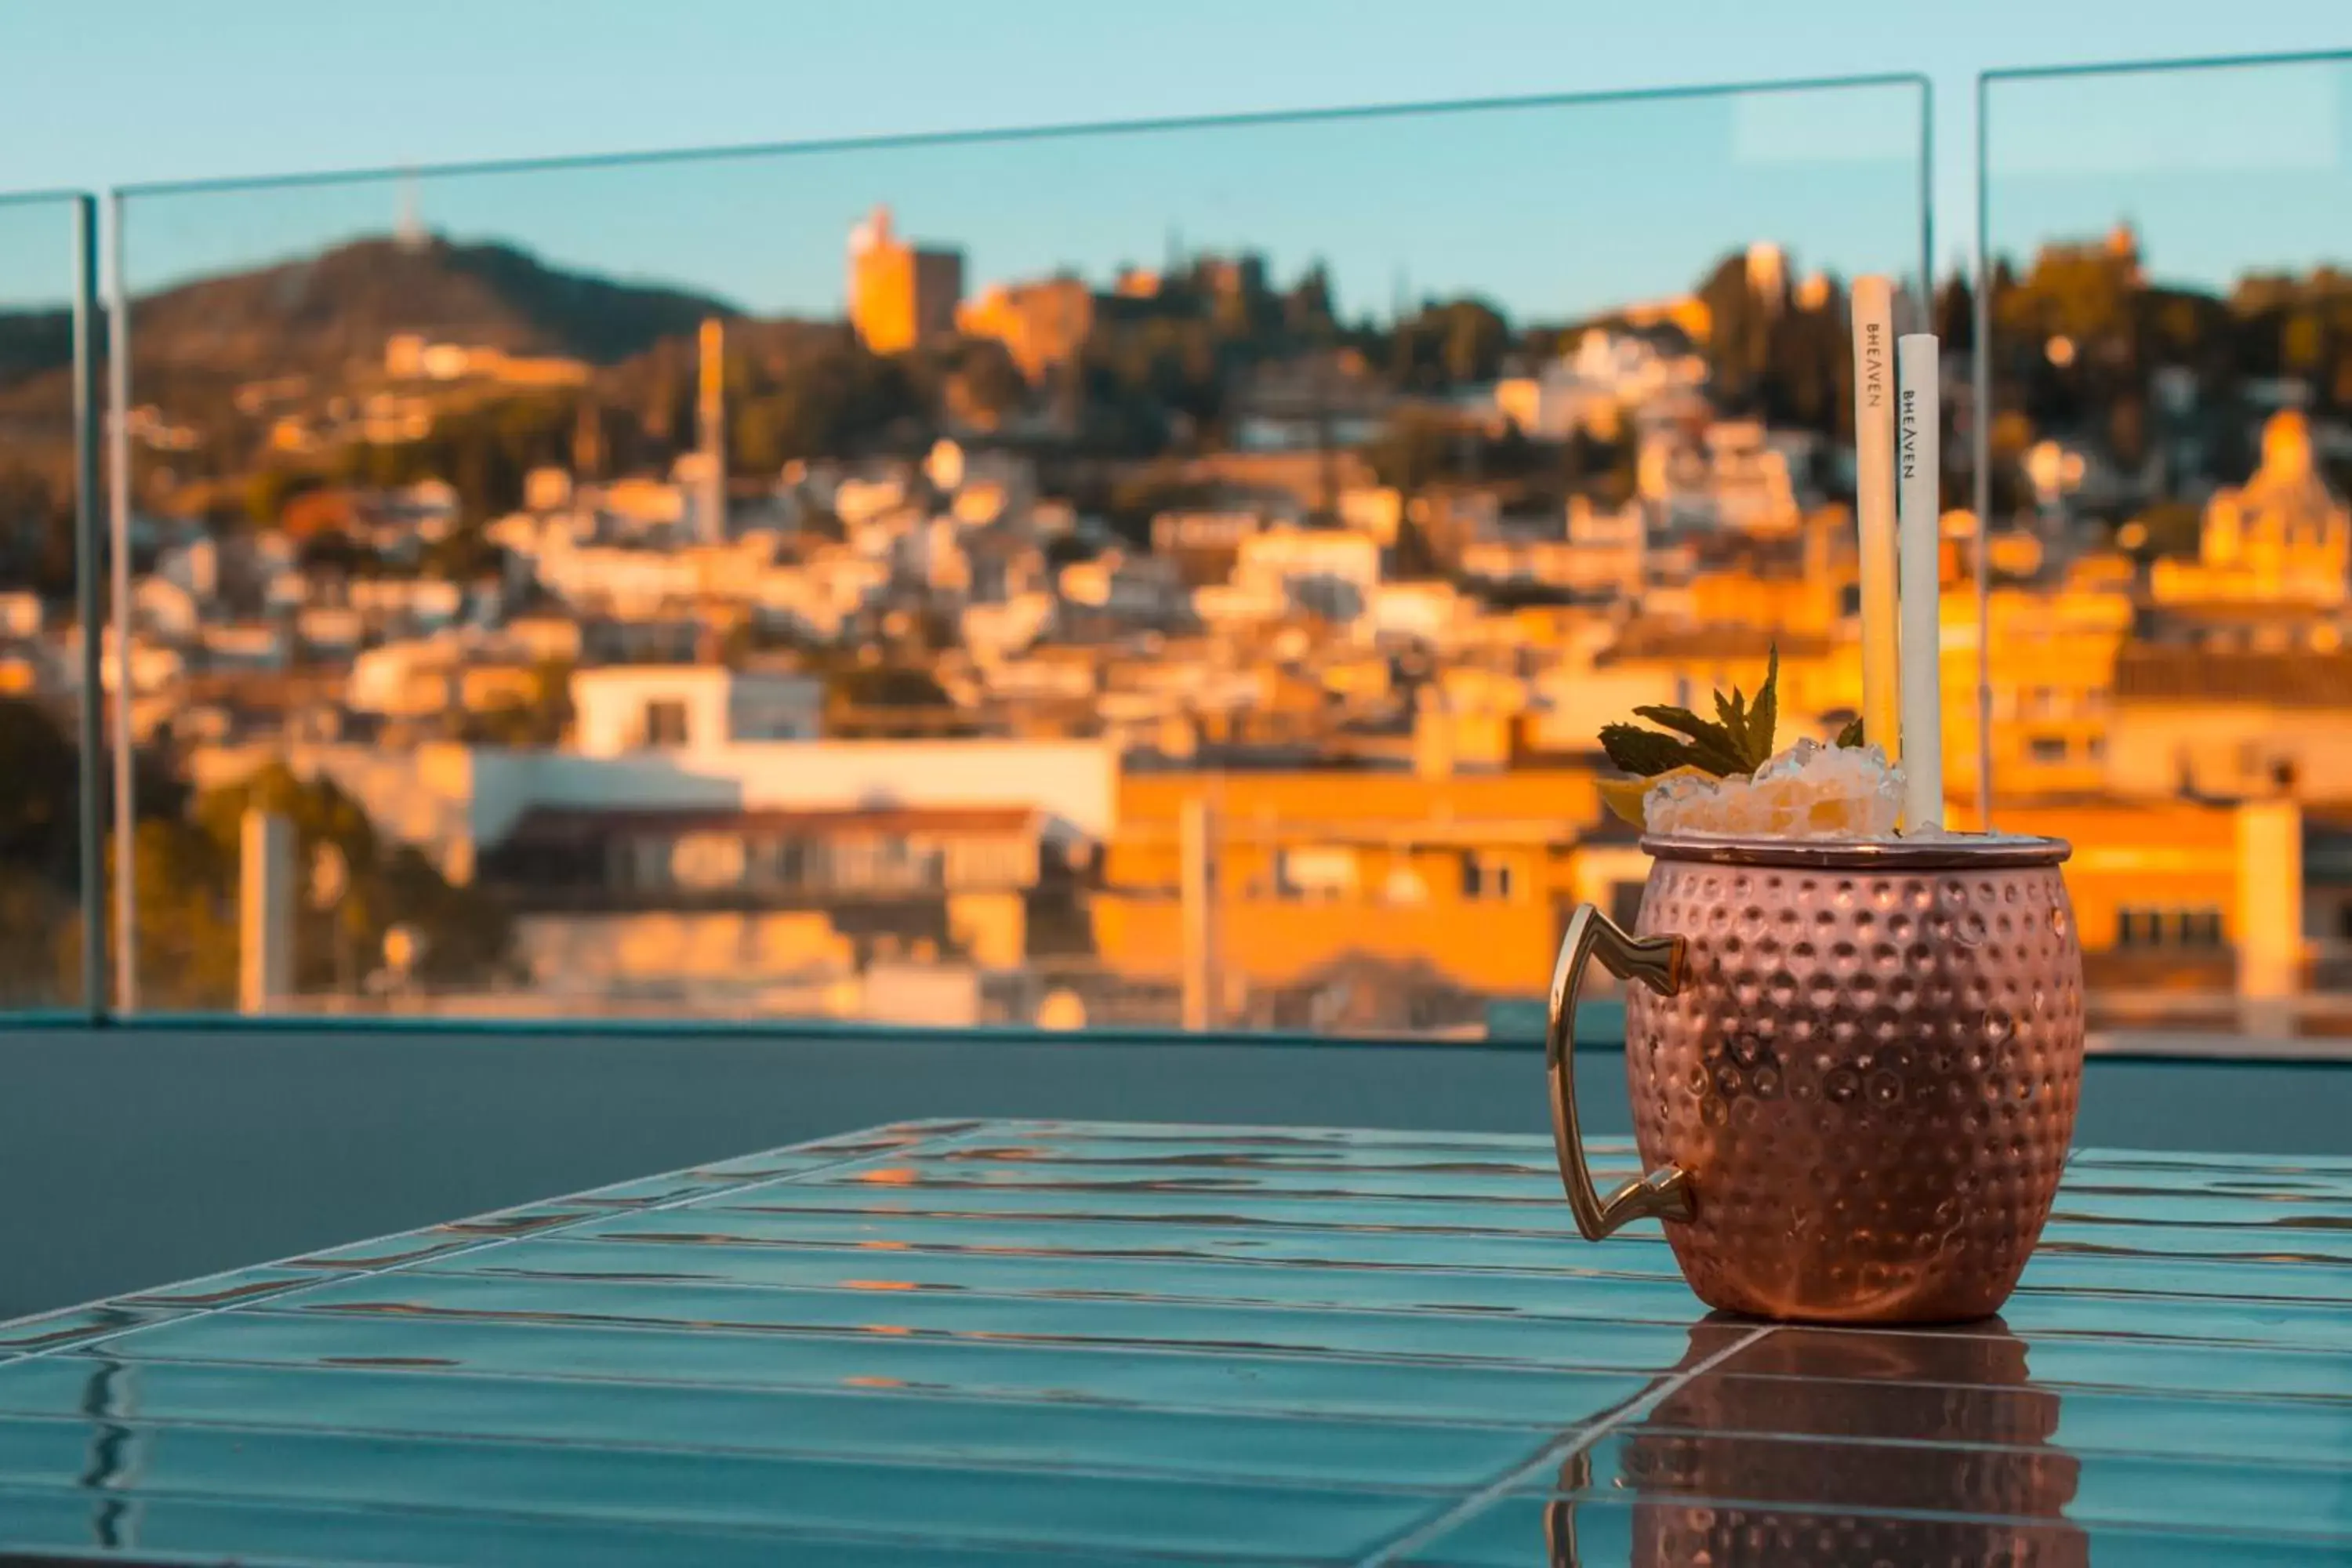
[[1980, 53, 2352, 1040], [0, 192, 93, 1014], [114, 78, 1929, 1029]]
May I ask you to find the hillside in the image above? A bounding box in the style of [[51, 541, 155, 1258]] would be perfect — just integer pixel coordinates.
[[0, 233, 743, 397], [0, 307, 71, 394], [128, 234, 740, 377]]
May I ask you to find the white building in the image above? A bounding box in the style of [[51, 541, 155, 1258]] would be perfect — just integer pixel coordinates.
[[1233, 527, 1382, 622], [961, 592, 1057, 662], [133, 577, 202, 640], [198, 623, 288, 671], [350, 637, 463, 717], [1337, 486, 1404, 547], [158, 539, 220, 600], [1636, 419, 1802, 536], [523, 466, 574, 512], [571, 666, 826, 756], [1494, 329, 1708, 441], [1058, 552, 1185, 622], [264, 571, 310, 614], [1191, 579, 1287, 628], [1151, 510, 1266, 554], [834, 475, 909, 528], [189, 736, 1121, 886], [297, 607, 366, 661], [1460, 497, 1646, 601], [506, 615, 585, 665], [0, 591, 42, 640], [348, 577, 466, 630], [1367, 581, 1465, 644], [754, 552, 889, 644], [983, 651, 1098, 702]]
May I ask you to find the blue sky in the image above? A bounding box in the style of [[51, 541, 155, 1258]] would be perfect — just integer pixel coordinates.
[[105, 85, 1926, 325], [0, 2, 2347, 316]]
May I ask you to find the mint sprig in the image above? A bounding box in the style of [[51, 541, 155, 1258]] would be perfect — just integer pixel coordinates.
[[1600, 647, 1781, 779]]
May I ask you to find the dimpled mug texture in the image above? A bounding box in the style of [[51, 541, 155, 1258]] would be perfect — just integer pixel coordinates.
[[1627, 843, 2085, 1323]]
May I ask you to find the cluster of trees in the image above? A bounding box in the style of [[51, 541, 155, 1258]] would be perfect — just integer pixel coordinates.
[[1698, 256, 1861, 440], [1381, 299, 1513, 391], [1944, 234, 2352, 539], [0, 464, 74, 602], [0, 699, 515, 1009], [1989, 238, 2352, 491]]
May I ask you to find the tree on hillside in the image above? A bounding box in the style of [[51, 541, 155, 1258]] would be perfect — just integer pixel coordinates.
[[1700, 252, 1777, 412], [1936, 273, 1975, 350], [0, 465, 75, 600], [0, 698, 82, 1003], [942, 337, 1028, 427], [0, 699, 77, 882], [731, 342, 928, 470], [246, 466, 326, 530], [1364, 408, 1461, 495], [1386, 299, 1512, 391], [191, 763, 517, 996], [2126, 499, 2203, 561], [0, 701, 515, 1007], [459, 660, 574, 748]]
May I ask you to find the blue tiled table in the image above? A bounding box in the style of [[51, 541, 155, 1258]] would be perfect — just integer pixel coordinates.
[[1, 1119, 2348, 1564]]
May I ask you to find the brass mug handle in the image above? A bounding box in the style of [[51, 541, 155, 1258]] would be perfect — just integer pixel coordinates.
[[1547, 903, 1696, 1239]]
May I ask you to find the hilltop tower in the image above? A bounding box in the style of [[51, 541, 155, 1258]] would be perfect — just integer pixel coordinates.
[[695, 318, 726, 543], [394, 169, 427, 252], [572, 398, 604, 479], [847, 206, 964, 354], [1745, 240, 1788, 314]]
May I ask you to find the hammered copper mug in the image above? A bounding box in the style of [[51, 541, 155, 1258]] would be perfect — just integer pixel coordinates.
[[1548, 832, 2085, 1323]]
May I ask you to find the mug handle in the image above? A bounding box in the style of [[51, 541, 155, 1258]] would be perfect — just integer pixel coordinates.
[[1547, 903, 1696, 1239]]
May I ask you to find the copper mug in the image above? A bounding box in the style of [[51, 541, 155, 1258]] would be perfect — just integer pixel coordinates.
[[1548, 833, 2085, 1323]]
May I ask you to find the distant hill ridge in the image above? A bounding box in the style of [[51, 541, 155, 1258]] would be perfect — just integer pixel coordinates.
[[0, 234, 742, 390], [0, 307, 71, 392]]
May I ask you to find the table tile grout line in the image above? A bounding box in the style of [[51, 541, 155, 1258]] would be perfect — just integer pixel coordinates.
[[316, 1254, 2352, 1347], [0, 1402, 1529, 1501], [45, 1326, 2352, 1432], [0, 1345, 1672, 1437], [22, 1365, 2352, 1482], [0, 1481, 1164, 1568], [522, 1224, 2352, 1297], [0, 1120, 987, 1370], [1351, 1323, 1775, 1568]]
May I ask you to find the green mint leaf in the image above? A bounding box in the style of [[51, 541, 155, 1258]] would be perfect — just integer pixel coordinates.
[[1834, 715, 1865, 749], [1599, 723, 1703, 778], [1631, 706, 1749, 775], [1751, 645, 1780, 766], [1714, 688, 1748, 764]]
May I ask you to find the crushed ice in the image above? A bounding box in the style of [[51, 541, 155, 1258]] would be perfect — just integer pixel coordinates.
[[1645, 739, 1909, 840]]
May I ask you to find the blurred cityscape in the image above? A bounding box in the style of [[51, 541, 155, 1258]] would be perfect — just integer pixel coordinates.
[[2, 164, 2351, 1033]]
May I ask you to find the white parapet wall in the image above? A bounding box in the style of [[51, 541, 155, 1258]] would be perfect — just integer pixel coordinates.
[[191, 737, 1122, 885]]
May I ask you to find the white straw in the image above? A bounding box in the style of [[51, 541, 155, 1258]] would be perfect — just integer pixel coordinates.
[[1897, 332, 1942, 830], [1849, 277, 1900, 764]]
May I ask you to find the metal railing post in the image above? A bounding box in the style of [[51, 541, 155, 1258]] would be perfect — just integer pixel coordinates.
[[71, 194, 105, 1021], [104, 191, 136, 1014]]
